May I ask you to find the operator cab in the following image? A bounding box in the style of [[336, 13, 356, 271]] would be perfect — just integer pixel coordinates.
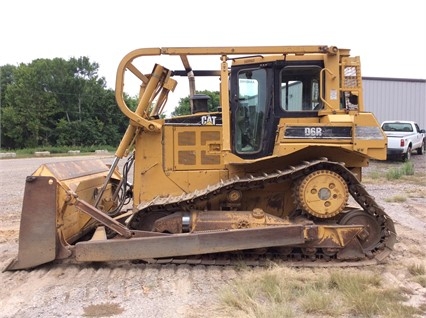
[[230, 61, 324, 159]]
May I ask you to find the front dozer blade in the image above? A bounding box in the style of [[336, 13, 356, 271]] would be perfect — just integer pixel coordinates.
[[6, 159, 119, 271], [5, 176, 57, 271]]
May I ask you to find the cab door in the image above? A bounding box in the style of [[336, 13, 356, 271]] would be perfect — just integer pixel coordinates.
[[230, 64, 277, 159]]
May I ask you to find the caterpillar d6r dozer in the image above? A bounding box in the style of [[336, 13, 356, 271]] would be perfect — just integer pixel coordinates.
[[6, 45, 397, 270]]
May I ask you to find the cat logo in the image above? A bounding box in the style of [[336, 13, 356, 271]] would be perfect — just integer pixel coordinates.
[[201, 115, 217, 125]]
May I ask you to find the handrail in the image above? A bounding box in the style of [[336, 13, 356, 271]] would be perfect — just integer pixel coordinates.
[[115, 48, 164, 132], [319, 68, 336, 111]]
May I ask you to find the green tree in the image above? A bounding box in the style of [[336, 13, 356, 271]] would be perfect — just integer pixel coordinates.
[[171, 90, 220, 116], [1, 57, 130, 149], [1, 64, 18, 148], [2, 60, 59, 147], [0, 64, 16, 108]]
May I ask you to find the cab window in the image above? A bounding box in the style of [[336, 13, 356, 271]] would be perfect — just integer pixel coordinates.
[[235, 68, 267, 153], [280, 66, 322, 111]]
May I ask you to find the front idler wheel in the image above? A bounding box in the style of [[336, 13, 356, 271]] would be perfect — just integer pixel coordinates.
[[339, 210, 382, 251]]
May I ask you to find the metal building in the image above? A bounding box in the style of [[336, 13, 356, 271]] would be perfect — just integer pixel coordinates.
[[362, 77, 426, 130]]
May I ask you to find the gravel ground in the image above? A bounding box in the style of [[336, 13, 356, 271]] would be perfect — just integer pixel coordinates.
[[0, 154, 425, 318]]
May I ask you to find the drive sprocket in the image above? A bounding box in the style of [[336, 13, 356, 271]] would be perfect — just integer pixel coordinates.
[[297, 169, 348, 218]]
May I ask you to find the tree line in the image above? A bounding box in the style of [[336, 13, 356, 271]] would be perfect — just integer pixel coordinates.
[[0, 57, 136, 149], [0, 57, 220, 150]]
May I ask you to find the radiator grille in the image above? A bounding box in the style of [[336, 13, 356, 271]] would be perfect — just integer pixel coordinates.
[[178, 151, 196, 165], [201, 131, 220, 145], [178, 131, 196, 146], [173, 127, 222, 169], [201, 151, 220, 165]]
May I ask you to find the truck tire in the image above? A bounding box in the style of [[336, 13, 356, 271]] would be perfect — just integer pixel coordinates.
[[417, 139, 425, 155], [404, 146, 412, 161]]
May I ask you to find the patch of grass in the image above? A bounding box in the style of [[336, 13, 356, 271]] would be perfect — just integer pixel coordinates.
[[406, 188, 426, 199], [364, 160, 423, 185], [401, 161, 415, 175], [385, 195, 407, 203], [299, 287, 343, 316], [403, 175, 426, 186], [328, 271, 414, 317], [408, 263, 426, 287], [386, 162, 415, 180], [368, 171, 381, 180], [83, 302, 124, 317], [219, 267, 421, 318], [408, 263, 425, 276], [386, 167, 403, 180], [412, 276, 426, 288], [4, 145, 117, 158]]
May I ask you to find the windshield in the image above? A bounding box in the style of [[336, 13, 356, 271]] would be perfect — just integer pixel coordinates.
[[382, 123, 413, 132]]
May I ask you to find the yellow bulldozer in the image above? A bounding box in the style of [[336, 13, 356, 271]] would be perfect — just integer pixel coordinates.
[[6, 45, 396, 270]]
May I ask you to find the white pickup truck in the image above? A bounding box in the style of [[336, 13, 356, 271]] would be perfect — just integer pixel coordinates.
[[381, 120, 426, 161]]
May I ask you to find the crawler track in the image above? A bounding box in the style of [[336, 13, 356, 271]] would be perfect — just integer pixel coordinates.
[[131, 158, 397, 267]]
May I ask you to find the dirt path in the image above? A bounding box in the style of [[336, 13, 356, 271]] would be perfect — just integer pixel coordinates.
[[0, 155, 425, 318]]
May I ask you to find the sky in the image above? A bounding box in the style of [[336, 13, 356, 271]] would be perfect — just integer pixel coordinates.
[[1, 0, 425, 113]]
